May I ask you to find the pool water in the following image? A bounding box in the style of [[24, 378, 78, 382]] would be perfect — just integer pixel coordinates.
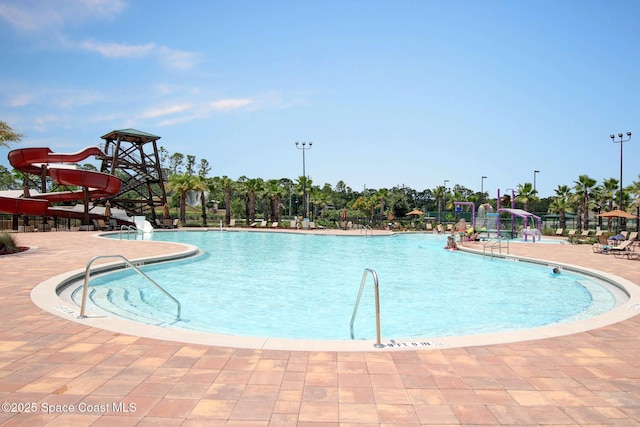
[[85, 232, 617, 341]]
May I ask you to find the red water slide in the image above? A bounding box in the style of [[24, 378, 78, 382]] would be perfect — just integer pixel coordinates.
[[0, 147, 121, 216]]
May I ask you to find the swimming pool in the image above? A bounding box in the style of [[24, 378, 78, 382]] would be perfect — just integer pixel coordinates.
[[73, 231, 622, 343]]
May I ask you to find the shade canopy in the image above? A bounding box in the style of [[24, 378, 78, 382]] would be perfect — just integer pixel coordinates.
[[407, 209, 425, 216], [598, 209, 638, 219]]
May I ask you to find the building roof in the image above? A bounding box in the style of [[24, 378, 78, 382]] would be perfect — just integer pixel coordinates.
[[100, 129, 161, 144]]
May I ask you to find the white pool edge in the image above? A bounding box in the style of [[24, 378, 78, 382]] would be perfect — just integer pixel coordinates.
[[30, 236, 640, 352]]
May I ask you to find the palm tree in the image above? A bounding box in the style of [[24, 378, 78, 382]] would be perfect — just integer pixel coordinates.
[[600, 178, 619, 231], [630, 175, 640, 233], [515, 182, 537, 213], [213, 176, 235, 226], [166, 173, 200, 225], [264, 179, 286, 222], [549, 185, 573, 230], [240, 178, 261, 224], [193, 176, 209, 226], [376, 188, 389, 223], [573, 174, 597, 231], [432, 186, 446, 223]]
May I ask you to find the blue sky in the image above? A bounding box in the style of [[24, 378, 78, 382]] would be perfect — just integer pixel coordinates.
[[0, 0, 638, 198]]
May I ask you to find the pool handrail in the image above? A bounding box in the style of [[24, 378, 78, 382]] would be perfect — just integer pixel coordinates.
[[78, 254, 181, 321], [360, 225, 373, 237], [350, 268, 384, 348], [119, 225, 141, 240], [483, 238, 510, 258]]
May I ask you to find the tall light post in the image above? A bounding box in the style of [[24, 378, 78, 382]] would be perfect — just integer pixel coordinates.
[[442, 179, 449, 223], [533, 170, 540, 213], [480, 176, 487, 204], [610, 132, 631, 211], [295, 141, 312, 219], [637, 196, 640, 233]]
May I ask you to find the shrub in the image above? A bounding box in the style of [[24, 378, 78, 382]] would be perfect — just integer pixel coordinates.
[[0, 233, 19, 254]]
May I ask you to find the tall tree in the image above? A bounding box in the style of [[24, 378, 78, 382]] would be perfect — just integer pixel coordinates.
[[549, 185, 573, 230], [166, 173, 200, 225], [599, 178, 618, 230], [515, 182, 538, 213], [216, 176, 235, 226], [168, 153, 185, 175], [0, 121, 24, 147], [573, 174, 597, 231]]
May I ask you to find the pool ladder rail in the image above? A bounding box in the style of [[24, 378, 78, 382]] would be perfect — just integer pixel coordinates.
[[78, 255, 181, 321], [483, 237, 510, 258], [350, 268, 384, 348], [119, 225, 142, 240]]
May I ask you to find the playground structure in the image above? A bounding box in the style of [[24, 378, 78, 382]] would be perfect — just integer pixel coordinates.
[[451, 188, 542, 241], [0, 129, 167, 230]]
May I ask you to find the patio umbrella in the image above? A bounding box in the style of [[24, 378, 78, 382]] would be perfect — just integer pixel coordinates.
[[598, 209, 638, 219], [163, 203, 170, 219], [104, 200, 111, 218], [407, 209, 425, 216]]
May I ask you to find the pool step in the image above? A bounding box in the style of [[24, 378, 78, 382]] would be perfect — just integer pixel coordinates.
[[85, 287, 176, 325]]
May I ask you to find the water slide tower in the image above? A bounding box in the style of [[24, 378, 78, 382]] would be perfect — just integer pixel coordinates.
[[99, 129, 167, 223]]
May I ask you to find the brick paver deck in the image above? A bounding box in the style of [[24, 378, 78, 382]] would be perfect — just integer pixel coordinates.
[[0, 230, 639, 425]]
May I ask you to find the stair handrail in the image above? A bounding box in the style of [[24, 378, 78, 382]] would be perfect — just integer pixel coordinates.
[[360, 224, 373, 237], [119, 225, 140, 240], [78, 255, 181, 321], [482, 237, 510, 258], [350, 268, 384, 348]]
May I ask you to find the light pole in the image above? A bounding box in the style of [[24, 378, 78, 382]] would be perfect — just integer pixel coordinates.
[[610, 132, 631, 210], [442, 179, 449, 223], [533, 170, 540, 213], [480, 176, 487, 204], [610, 132, 631, 232], [637, 196, 640, 233], [295, 141, 312, 219]]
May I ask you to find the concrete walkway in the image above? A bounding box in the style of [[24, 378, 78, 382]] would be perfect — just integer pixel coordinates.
[[0, 230, 639, 425]]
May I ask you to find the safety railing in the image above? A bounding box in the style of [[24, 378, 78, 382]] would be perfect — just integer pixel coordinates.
[[78, 255, 181, 321], [483, 238, 509, 258], [360, 225, 373, 237], [350, 268, 384, 348], [119, 225, 140, 240]]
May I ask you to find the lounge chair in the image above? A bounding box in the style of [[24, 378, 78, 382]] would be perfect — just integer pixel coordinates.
[[92, 219, 109, 231], [595, 229, 604, 237], [592, 234, 611, 254], [229, 219, 236, 227], [627, 231, 638, 242], [259, 220, 267, 228], [309, 221, 317, 229], [555, 228, 564, 236], [426, 223, 434, 233], [579, 229, 590, 238], [250, 222, 258, 227], [270, 222, 279, 228], [611, 240, 637, 259], [290, 220, 297, 228]]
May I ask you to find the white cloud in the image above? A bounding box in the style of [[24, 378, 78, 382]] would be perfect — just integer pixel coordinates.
[[0, 0, 125, 32], [79, 40, 156, 58], [9, 93, 32, 107], [142, 104, 194, 119], [210, 99, 253, 111], [79, 40, 201, 70]]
